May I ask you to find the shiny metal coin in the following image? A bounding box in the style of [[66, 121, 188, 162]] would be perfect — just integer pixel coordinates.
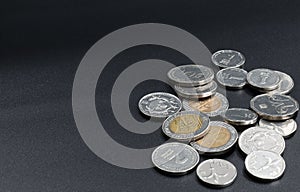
[[222, 108, 258, 126], [174, 81, 217, 99], [191, 121, 238, 155], [138, 92, 182, 118], [211, 50, 245, 68], [152, 142, 200, 174], [245, 150, 285, 180], [259, 119, 297, 138], [162, 111, 210, 141], [216, 68, 248, 88], [250, 93, 299, 120], [167, 64, 214, 87], [269, 71, 294, 95], [239, 127, 285, 155], [247, 69, 280, 91]]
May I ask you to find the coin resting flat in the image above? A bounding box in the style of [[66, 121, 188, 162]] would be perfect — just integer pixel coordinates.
[[247, 68, 280, 91], [216, 68, 248, 88], [211, 50, 245, 68], [174, 81, 217, 99], [222, 108, 258, 126], [259, 119, 297, 138]]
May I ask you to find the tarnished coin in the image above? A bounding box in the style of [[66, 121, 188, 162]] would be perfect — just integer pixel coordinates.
[[167, 64, 214, 87], [238, 127, 285, 155], [250, 93, 299, 120], [269, 71, 294, 95], [259, 119, 297, 138], [152, 142, 200, 174], [211, 50, 245, 68], [183, 93, 229, 117], [174, 81, 218, 99], [216, 68, 248, 88], [138, 92, 182, 118], [247, 69, 280, 91], [245, 150, 285, 180], [222, 108, 258, 126], [162, 111, 210, 141], [191, 121, 238, 155]]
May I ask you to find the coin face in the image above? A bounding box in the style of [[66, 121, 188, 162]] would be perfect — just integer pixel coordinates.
[[238, 127, 285, 155], [247, 69, 280, 91], [222, 108, 258, 126], [245, 150, 285, 180], [259, 119, 297, 138], [152, 142, 200, 174], [211, 50, 245, 68], [196, 159, 237, 187], [174, 81, 217, 99], [216, 68, 248, 88], [162, 111, 210, 141], [250, 94, 299, 120], [269, 71, 294, 95], [167, 64, 214, 86], [191, 121, 238, 154], [138, 92, 182, 118]]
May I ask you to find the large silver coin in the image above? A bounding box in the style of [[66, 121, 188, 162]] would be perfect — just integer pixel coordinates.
[[269, 71, 294, 95], [167, 64, 214, 87], [238, 127, 285, 155], [152, 142, 200, 174], [222, 108, 258, 126], [245, 150, 285, 180], [247, 69, 280, 91], [250, 93, 299, 120], [138, 92, 182, 118], [211, 50, 245, 68], [259, 119, 297, 138], [196, 159, 237, 187], [174, 81, 217, 99], [216, 68, 248, 88]]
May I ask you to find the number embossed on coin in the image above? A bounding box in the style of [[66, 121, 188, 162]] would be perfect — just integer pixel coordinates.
[[247, 69, 280, 91], [212, 50, 245, 68], [174, 81, 217, 99], [222, 108, 258, 126], [259, 119, 297, 138], [216, 68, 248, 88]]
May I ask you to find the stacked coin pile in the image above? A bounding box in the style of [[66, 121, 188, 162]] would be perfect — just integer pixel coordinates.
[[138, 49, 299, 187]]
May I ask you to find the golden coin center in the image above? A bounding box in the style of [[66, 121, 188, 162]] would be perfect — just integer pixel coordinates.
[[188, 96, 222, 113], [196, 126, 231, 148], [169, 114, 203, 134]]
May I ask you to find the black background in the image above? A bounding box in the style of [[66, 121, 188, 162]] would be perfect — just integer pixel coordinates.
[[1, 0, 300, 191]]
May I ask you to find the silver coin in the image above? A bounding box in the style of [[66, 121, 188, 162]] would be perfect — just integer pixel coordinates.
[[138, 92, 182, 118], [245, 150, 285, 180], [247, 69, 280, 91], [196, 159, 237, 187], [222, 108, 258, 126], [167, 64, 214, 87], [152, 142, 200, 174], [174, 81, 217, 99], [259, 119, 297, 138], [211, 50, 245, 68], [191, 121, 238, 155], [269, 71, 294, 95], [238, 127, 285, 155], [216, 68, 248, 88], [250, 93, 299, 120]]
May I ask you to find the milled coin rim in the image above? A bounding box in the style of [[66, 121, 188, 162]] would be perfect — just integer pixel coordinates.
[[211, 49, 246, 68], [222, 108, 258, 126], [247, 68, 280, 90], [174, 81, 218, 99], [216, 67, 248, 88]]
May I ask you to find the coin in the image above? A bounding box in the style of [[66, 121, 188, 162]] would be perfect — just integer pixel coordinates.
[[250, 93, 299, 120], [162, 111, 210, 141], [138, 92, 182, 118], [216, 68, 248, 88], [247, 69, 280, 91], [211, 50, 245, 68], [269, 71, 294, 95], [222, 108, 258, 126], [259, 119, 297, 138], [191, 121, 238, 155], [174, 81, 217, 99], [152, 142, 200, 174], [245, 150, 285, 180], [183, 93, 229, 117], [167, 64, 214, 87], [238, 127, 285, 155]]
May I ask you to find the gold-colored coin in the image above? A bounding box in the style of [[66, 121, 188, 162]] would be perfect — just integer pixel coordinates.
[[196, 126, 231, 148], [188, 96, 222, 113], [169, 114, 203, 134]]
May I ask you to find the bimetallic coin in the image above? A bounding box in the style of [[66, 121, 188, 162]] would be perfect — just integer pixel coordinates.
[[197, 159, 237, 187], [222, 108, 258, 126], [238, 127, 285, 155], [162, 111, 210, 141], [250, 93, 299, 120], [152, 142, 200, 174], [247, 69, 280, 91], [216, 68, 248, 88], [138, 92, 182, 118], [259, 119, 297, 138], [191, 121, 238, 155], [269, 71, 294, 95], [245, 150, 285, 180], [211, 50, 245, 68], [167, 64, 214, 87], [174, 81, 217, 99]]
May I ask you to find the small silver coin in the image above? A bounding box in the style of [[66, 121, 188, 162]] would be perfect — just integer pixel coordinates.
[[167, 64, 214, 87], [152, 142, 200, 174], [174, 81, 218, 99], [222, 108, 258, 126], [259, 119, 297, 138], [211, 50, 245, 68], [245, 150, 285, 180], [238, 127, 285, 155], [269, 71, 294, 95], [250, 93, 299, 120], [138, 92, 182, 118], [197, 159, 237, 187], [216, 68, 248, 88], [247, 69, 280, 91]]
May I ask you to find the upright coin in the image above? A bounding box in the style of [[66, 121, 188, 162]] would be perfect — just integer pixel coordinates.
[[222, 108, 258, 126], [216, 68, 248, 88], [197, 159, 237, 187], [174, 81, 217, 99], [152, 142, 200, 174], [212, 50, 245, 68], [138, 92, 182, 118], [245, 150, 285, 180], [259, 119, 297, 138], [247, 69, 280, 91], [269, 71, 294, 95]]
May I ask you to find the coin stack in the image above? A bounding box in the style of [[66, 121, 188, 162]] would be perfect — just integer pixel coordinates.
[[138, 49, 299, 188]]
